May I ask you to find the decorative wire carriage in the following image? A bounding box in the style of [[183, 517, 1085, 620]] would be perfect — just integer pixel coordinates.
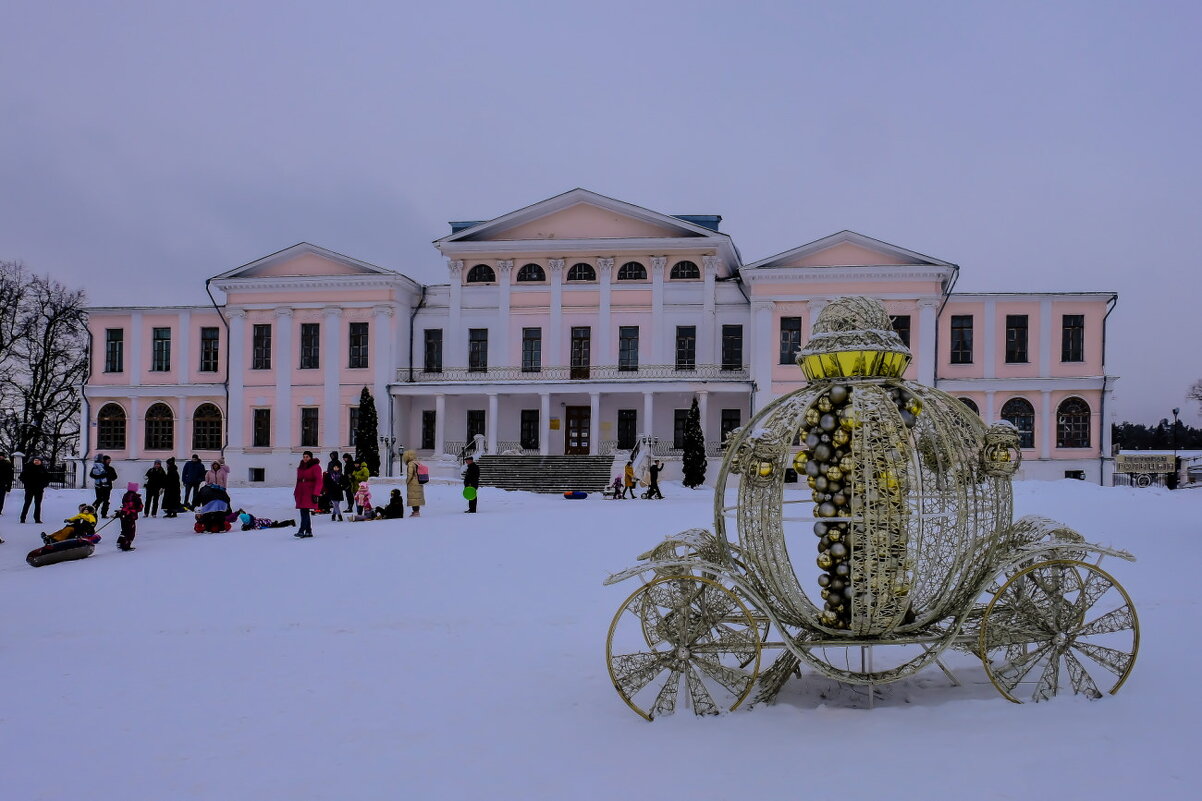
[[604, 297, 1138, 719]]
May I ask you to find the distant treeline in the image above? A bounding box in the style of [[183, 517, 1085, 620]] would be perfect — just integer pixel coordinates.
[[1113, 420, 1202, 450]]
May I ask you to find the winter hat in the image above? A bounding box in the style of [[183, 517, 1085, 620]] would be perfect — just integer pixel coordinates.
[[238, 512, 252, 525], [127, 482, 139, 492], [359, 482, 369, 490]]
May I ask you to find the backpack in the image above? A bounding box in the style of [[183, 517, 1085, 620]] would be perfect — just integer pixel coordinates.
[[90, 462, 106, 479], [416, 463, 429, 484]]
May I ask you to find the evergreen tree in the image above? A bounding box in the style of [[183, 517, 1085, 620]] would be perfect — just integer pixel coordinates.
[[681, 396, 707, 488], [354, 386, 381, 476]]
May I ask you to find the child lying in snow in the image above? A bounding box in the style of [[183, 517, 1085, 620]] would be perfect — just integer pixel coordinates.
[[237, 510, 296, 530]]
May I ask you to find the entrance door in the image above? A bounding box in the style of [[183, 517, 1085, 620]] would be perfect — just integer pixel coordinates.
[[565, 406, 590, 454]]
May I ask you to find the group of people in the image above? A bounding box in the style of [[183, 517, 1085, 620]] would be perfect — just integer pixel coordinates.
[[611, 459, 665, 500], [290, 449, 433, 538]]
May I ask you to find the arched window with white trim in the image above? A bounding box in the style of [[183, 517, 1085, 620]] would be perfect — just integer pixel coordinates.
[[97, 403, 126, 450], [145, 402, 174, 451], [192, 403, 224, 451], [1056, 397, 1091, 449], [1000, 397, 1035, 449]]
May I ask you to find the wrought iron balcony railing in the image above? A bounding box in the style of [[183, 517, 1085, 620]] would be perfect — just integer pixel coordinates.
[[398, 363, 750, 383]]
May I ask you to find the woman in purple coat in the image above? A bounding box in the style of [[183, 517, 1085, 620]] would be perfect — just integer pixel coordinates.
[[293, 451, 323, 538]]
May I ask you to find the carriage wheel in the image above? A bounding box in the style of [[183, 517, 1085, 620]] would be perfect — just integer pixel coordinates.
[[607, 575, 762, 720], [979, 559, 1138, 703]]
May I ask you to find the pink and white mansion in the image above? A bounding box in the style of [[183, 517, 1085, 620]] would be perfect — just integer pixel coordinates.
[[82, 189, 1118, 486]]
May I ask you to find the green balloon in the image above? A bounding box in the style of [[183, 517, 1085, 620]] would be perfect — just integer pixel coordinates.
[[462, 487, 477, 500]]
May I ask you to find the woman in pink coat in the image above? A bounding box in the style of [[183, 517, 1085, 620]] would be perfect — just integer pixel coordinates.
[[293, 451, 323, 538]]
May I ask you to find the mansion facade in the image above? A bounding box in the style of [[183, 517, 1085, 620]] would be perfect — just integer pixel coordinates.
[[82, 189, 1118, 486]]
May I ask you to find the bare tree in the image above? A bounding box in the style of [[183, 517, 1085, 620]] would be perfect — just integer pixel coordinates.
[[1190, 379, 1202, 414], [0, 261, 89, 466]]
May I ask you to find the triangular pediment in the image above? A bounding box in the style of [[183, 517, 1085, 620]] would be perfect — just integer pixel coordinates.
[[213, 243, 398, 280], [745, 231, 954, 270], [437, 189, 722, 243]]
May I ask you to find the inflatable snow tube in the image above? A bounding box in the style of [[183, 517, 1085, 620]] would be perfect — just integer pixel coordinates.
[[26, 539, 95, 568], [562, 491, 588, 500]]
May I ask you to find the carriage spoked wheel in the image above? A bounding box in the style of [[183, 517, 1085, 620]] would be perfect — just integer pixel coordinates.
[[608, 575, 762, 720], [979, 559, 1139, 703]]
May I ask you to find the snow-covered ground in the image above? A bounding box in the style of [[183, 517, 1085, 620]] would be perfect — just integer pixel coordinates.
[[1, 479, 1197, 800]]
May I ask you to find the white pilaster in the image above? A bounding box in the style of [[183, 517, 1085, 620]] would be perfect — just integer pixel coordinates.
[[643, 392, 655, 440], [1039, 299, 1052, 375], [697, 390, 709, 446], [548, 259, 564, 367], [983, 300, 996, 379], [651, 257, 666, 364], [323, 307, 341, 447], [274, 308, 294, 449], [177, 309, 191, 383], [589, 391, 600, 456], [539, 392, 551, 456], [703, 255, 719, 365], [448, 260, 463, 369], [918, 298, 939, 385], [497, 260, 513, 368], [128, 396, 141, 460], [487, 392, 499, 455], [597, 258, 613, 366], [435, 393, 446, 455], [130, 311, 143, 382], [373, 305, 394, 440], [985, 391, 996, 425], [177, 395, 189, 453], [1040, 390, 1053, 460], [227, 310, 246, 451], [752, 303, 773, 408]]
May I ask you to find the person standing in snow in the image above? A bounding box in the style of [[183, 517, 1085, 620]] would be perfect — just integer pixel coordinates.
[[181, 454, 205, 507], [205, 457, 229, 489], [162, 457, 183, 517], [463, 455, 479, 514], [0, 452, 13, 516], [323, 462, 349, 521], [143, 459, 166, 517], [91, 454, 118, 517], [292, 451, 322, 538], [622, 460, 636, 500], [403, 450, 425, 517], [19, 456, 50, 524], [115, 482, 143, 551], [647, 460, 664, 500]]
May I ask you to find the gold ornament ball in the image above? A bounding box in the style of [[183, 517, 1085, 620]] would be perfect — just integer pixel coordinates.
[[840, 456, 855, 472], [832, 429, 850, 446], [817, 553, 833, 569], [805, 408, 820, 425], [793, 451, 809, 470], [826, 466, 843, 481], [807, 476, 817, 489], [817, 397, 832, 413], [758, 461, 774, 477]]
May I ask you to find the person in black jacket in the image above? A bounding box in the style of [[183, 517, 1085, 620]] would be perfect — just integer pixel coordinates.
[[463, 455, 480, 513], [162, 457, 183, 517], [144, 459, 166, 517], [0, 452, 13, 515], [91, 454, 118, 517], [322, 462, 350, 521], [181, 454, 205, 508], [19, 456, 50, 524]]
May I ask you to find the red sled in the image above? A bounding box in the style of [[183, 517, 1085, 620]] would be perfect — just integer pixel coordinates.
[[27, 538, 96, 568]]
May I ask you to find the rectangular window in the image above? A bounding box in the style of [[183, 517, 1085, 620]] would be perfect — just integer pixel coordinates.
[[348, 321, 369, 368], [1005, 315, 1029, 363], [104, 328, 124, 373], [300, 407, 319, 448], [252, 324, 272, 370], [199, 327, 220, 372], [675, 326, 696, 371], [421, 410, 436, 450], [424, 329, 443, 373], [248, 467, 266, 483], [252, 409, 271, 448], [521, 327, 542, 372], [520, 409, 539, 450], [673, 409, 689, 450], [890, 315, 911, 348], [721, 325, 743, 370], [570, 326, 591, 380], [617, 409, 637, 450], [349, 407, 359, 447], [1061, 314, 1084, 362], [467, 409, 486, 440], [779, 317, 802, 364], [720, 409, 741, 448], [950, 315, 974, 364], [468, 328, 488, 372], [151, 327, 171, 372], [618, 326, 639, 371], [300, 323, 320, 369]]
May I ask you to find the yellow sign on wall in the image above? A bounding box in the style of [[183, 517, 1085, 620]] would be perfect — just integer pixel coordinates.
[[549, 418, 560, 430]]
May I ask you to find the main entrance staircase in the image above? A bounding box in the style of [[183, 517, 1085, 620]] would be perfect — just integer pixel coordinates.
[[475, 455, 617, 494]]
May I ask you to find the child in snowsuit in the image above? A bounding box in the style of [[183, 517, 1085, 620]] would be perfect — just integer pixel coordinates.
[[353, 481, 372, 518], [236, 510, 296, 530], [43, 505, 98, 544], [324, 464, 349, 521], [380, 488, 405, 519], [115, 481, 144, 551], [609, 475, 623, 499]]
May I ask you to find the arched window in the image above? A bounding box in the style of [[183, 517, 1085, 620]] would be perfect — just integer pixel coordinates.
[[617, 261, 646, 281], [566, 262, 595, 282], [466, 264, 495, 284], [97, 403, 126, 450], [670, 260, 701, 280], [1000, 397, 1035, 449], [516, 263, 545, 282], [144, 402, 174, 451], [958, 397, 979, 415], [192, 403, 223, 451], [1057, 397, 1091, 448]]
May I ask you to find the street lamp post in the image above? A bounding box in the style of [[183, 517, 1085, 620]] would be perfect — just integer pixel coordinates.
[[1171, 407, 1181, 490], [379, 435, 397, 476]]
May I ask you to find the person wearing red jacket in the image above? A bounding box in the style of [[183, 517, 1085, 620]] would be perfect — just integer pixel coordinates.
[[292, 451, 323, 538]]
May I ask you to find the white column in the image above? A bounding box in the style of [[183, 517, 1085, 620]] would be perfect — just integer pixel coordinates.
[[177, 394, 189, 456], [323, 307, 341, 447], [1040, 390, 1053, 460], [703, 255, 719, 366], [486, 392, 499, 455], [227, 310, 246, 451], [372, 305, 394, 431], [983, 300, 996, 379], [539, 392, 551, 456], [274, 308, 294, 449], [128, 396, 141, 460], [651, 257, 666, 365], [597, 258, 613, 367], [751, 303, 773, 409], [548, 259, 564, 368], [177, 309, 191, 383], [589, 391, 600, 456], [643, 392, 655, 439], [985, 391, 996, 425], [1039, 299, 1052, 376], [918, 298, 939, 385], [130, 311, 143, 382], [448, 260, 463, 369], [697, 390, 709, 448], [435, 393, 446, 455], [496, 261, 512, 369]]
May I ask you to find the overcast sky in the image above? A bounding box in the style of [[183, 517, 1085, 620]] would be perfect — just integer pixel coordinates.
[[2, 0, 1199, 424]]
